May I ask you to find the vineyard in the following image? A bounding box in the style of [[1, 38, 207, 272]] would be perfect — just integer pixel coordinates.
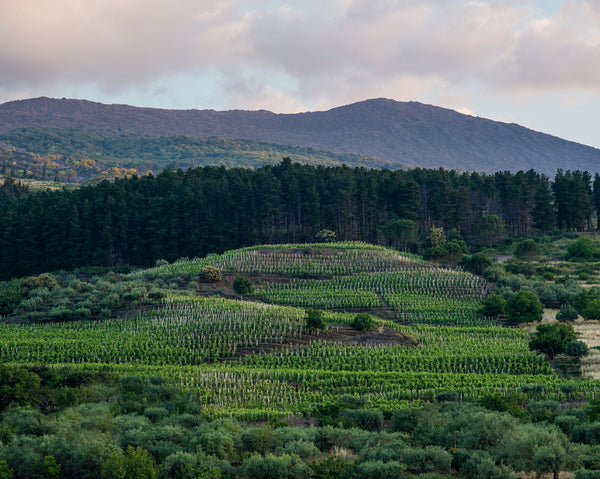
[[2, 242, 600, 421]]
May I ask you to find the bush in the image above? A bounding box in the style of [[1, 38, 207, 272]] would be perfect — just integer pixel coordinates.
[[354, 460, 407, 479], [567, 237, 598, 261], [352, 313, 375, 331], [232, 275, 254, 295], [20, 273, 58, 295], [575, 471, 600, 479], [556, 303, 579, 322], [305, 309, 326, 330], [529, 323, 577, 359], [515, 239, 542, 261], [0, 279, 22, 315], [340, 409, 384, 432], [240, 453, 308, 479], [463, 253, 493, 275], [400, 446, 452, 474], [478, 295, 506, 318], [202, 265, 222, 282], [565, 340, 589, 361], [315, 229, 336, 243], [506, 291, 544, 324]]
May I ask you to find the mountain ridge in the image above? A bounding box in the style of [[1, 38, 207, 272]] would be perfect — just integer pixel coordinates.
[[1, 96, 599, 175]]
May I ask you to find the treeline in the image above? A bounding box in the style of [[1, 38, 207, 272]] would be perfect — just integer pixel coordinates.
[[1, 160, 600, 279]]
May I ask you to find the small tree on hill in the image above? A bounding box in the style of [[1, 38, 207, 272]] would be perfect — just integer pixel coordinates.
[[565, 340, 589, 361], [352, 313, 375, 331], [515, 239, 542, 261], [305, 309, 326, 330], [233, 275, 254, 296], [315, 229, 336, 243], [506, 291, 544, 324], [203, 265, 222, 282], [463, 253, 493, 275], [478, 294, 507, 318], [529, 323, 577, 359]]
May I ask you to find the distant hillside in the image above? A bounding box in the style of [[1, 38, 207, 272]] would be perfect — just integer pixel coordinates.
[[1, 97, 600, 175], [0, 128, 391, 182]]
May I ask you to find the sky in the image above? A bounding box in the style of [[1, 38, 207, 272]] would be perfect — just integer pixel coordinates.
[[1, 0, 600, 148]]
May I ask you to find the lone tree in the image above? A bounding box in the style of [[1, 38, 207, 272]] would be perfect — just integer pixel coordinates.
[[506, 291, 544, 324], [352, 313, 375, 331], [565, 340, 589, 361], [315, 229, 336, 243], [529, 323, 577, 359], [305, 309, 326, 330], [515, 239, 542, 261], [233, 275, 254, 296]]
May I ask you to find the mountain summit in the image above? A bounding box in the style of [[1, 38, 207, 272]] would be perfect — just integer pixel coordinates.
[[1, 97, 598, 175]]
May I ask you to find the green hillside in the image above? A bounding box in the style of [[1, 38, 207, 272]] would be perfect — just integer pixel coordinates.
[[0, 127, 394, 182], [1, 242, 600, 477]]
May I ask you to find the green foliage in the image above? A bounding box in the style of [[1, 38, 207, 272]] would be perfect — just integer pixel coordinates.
[[315, 229, 337, 243], [352, 313, 375, 331], [463, 252, 493, 275], [0, 279, 22, 315], [232, 275, 254, 295], [506, 291, 543, 324], [565, 340, 589, 361], [556, 303, 579, 322], [101, 446, 160, 479], [340, 409, 384, 432], [20, 273, 58, 295], [529, 322, 577, 359], [309, 455, 353, 479], [0, 461, 13, 479], [42, 455, 61, 479], [515, 239, 542, 261], [240, 453, 308, 479], [566, 237, 598, 261], [202, 265, 222, 282], [477, 294, 506, 318], [305, 309, 326, 330], [476, 215, 505, 247], [582, 298, 600, 320]]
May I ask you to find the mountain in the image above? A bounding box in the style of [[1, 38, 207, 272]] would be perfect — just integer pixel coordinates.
[[1, 96, 599, 175]]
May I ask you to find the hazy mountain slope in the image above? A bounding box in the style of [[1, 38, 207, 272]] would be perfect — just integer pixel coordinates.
[[1, 97, 599, 175]]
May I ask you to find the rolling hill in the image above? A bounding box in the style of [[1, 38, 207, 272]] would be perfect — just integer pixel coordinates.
[[1, 96, 600, 175]]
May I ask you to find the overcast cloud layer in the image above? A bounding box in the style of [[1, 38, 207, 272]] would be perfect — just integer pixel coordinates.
[[1, 0, 599, 147]]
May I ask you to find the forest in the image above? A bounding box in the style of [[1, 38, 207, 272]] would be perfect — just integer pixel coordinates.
[[0, 159, 598, 279]]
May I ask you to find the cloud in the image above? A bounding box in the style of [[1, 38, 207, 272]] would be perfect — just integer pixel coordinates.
[[1, 0, 600, 112]]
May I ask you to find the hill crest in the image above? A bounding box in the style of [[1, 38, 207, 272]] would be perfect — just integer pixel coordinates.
[[1, 96, 599, 175]]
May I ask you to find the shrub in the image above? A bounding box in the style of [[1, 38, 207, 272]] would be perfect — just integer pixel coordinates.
[[575, 471, 600, 479], [305, 309, 326, 330], [352, 313, 375, 331], [340, 409, 384, 432], [556, 303, 579, 322], [240, 453, 308, 479], [478, 294, 506, 318], [463, 252, 493, 275], [232, 275, 254, 295], [202, 265, 222, 282], [529, 322, 577, 359], [565, 340, 589, 361], [506, 291, 544, 324], [0, 279, 22, 315], [515, 239, 542, 261], [354, 460, 407, 479], [315, 229, 336, 243], [567, 237, 598, 261], [20, 273, 58, 295]]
